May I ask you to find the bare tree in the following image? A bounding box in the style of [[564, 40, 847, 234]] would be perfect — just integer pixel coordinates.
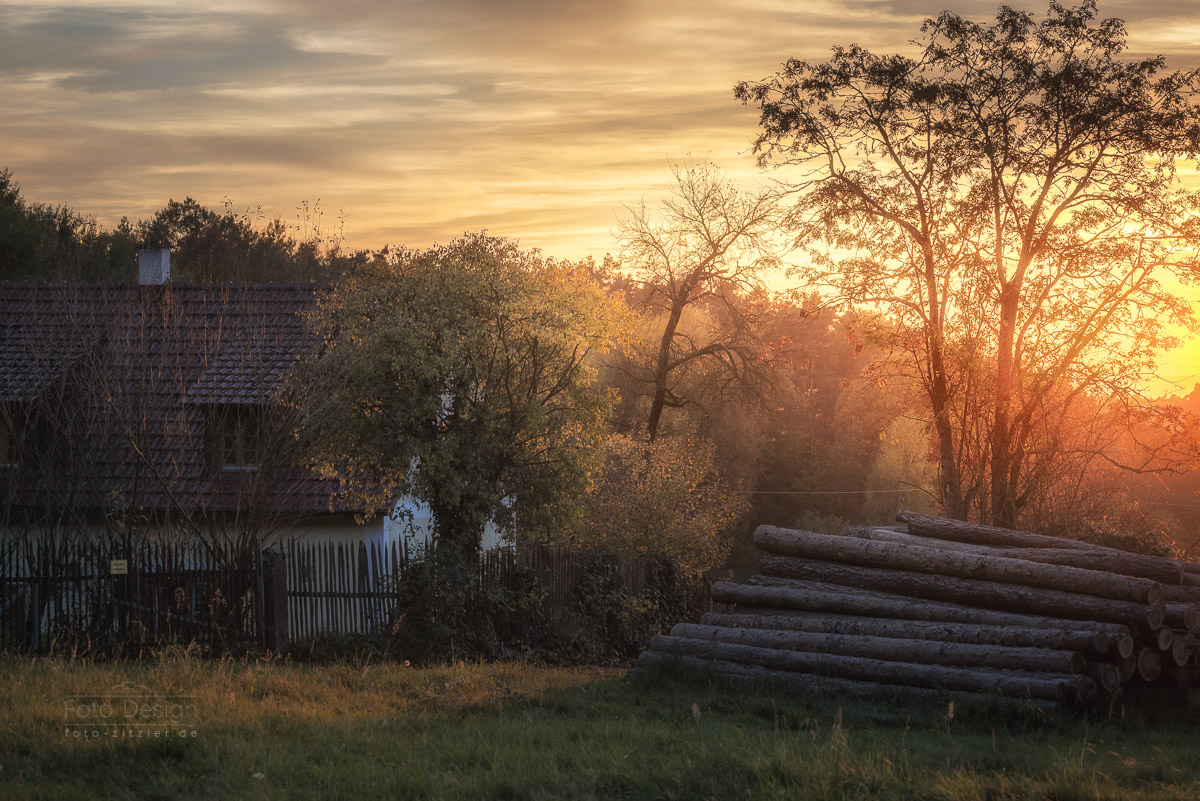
[[615, 162, 783, 442]]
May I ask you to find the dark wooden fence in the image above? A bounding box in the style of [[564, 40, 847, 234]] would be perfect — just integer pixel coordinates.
[[285, 539, 403, 638], [3, 536, 713, 649], [1, 538, 260, 652], [283, 540, 714, 639]]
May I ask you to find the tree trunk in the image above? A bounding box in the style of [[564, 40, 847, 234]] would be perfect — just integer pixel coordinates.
[[758, 555, 1165, 630], [646, 635, 1096, 704], [990, 278, 1022, 529], [710, 580, 1133, 635], [672, 623, 1087, 674], [754, 525, 1162, 605], [646, 294, 687, 443], [699, 611, 1113, 654], [921, 243, 967, 522], [427, 496, 489, 631]]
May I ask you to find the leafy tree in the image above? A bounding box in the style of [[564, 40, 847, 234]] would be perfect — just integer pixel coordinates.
[[0, 169, 136, 281], [295, 233, 623, 614], [861, 415, 941, 523], [0, 170, 353, 283], [613, 162, 782, 442], [737, 1, 1200, 526], [138, 197, 350, 282], [559, 430, 746, 578]]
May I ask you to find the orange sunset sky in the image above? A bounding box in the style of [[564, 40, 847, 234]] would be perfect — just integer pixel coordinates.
[[3, 0, 1200, 391]]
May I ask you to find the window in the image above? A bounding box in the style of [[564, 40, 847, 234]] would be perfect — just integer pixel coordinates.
[[209, 405, 263, 473]]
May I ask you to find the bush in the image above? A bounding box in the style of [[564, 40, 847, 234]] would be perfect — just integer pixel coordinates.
[[381, 552, 555, 663], [1042, 513, 1180, 559], [564, 551, 702, 663], [382, 548, 704, 665]]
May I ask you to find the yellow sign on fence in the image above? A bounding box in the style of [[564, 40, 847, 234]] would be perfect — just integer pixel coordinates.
[[110, 559, 128, 575]]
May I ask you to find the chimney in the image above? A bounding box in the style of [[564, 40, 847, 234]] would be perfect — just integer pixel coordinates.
[[137, 247, 171, 285]]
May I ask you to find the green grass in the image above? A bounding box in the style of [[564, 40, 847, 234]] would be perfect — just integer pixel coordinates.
[[3, 651, 1200, 800]]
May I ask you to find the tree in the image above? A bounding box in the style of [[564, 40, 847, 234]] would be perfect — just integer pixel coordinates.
[[295, 233, 623, 608], [0, 170, 354, 283], [138, 197, 351, 283], [737, 1, 1200, 526], [614, 162, 782, 442], [0, 169, 136, 282], [559, 430, 746, 578]]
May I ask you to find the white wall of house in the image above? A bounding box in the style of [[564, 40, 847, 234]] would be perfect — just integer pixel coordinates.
[[285, 498, 506, 556]]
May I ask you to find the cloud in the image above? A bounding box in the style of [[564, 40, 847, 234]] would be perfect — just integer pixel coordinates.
[[1, 0, 1197, 262]]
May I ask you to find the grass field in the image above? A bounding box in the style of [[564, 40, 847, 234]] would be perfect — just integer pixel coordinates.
[[3, 651, 1200, 800]]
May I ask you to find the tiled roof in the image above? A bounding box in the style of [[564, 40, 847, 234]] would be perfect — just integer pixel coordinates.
[[0, 282, 349, 517]]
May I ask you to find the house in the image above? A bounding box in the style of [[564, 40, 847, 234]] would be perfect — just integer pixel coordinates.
[[0, 251, 501, 556]]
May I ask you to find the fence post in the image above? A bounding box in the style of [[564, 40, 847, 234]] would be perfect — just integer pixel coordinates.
[[27, 580, 40, 651], [260, 549, 289, 655]]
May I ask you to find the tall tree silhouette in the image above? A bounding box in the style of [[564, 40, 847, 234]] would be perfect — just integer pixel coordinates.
[[738, 1, 1200, 526]]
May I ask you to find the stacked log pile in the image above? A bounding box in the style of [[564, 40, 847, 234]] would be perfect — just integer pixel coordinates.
[[637, 512, 1200, 707]]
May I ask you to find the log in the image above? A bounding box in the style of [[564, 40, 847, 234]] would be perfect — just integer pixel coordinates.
[[755, 525, 1162, 605], [1114, 633, 1135, 659], [1154, 627, 1174, 651], [1114, 655, 1136, 682], [646, 635, 1097, 704], [1158, 663, 1196, 689], [1136, 647, 1162, 682], [671, 622, 1088, 674], [723, 579, 1132, 636], [699, 611, 1113, 655], [1164, 604, 1199, 632], [899, 512, 1187, 584], [1161, 585, 1200, 604], [635, 649, 901, 695], [1171, 633, 1194, 668], [849, 524, 1185, 585], [843, 526, 1011, 554], [634, 650, 1057, 708], [1085, 662, 1121, 694], [759, 554, 1166, 630], [899, 511, 1095, 549]]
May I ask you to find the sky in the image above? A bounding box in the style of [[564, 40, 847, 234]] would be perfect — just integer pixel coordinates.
[[3, 0, 1200, 388]]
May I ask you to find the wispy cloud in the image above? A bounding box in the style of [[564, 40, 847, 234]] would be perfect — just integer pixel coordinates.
[[1, 0, 1197, 259]]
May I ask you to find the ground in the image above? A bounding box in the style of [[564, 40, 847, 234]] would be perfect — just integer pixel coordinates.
[[2, 653, 1199, 800]]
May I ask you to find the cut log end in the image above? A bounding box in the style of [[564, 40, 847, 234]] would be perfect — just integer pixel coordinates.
[[1137, 647, 1163, 683], [1085, 662, 1121, 694]]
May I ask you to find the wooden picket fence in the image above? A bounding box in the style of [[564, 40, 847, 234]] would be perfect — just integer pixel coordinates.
[[285, 539, 404, 638], [283, 540, 711, 639], [4, 535, 714, 649], [1, 537, 260, 652]]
